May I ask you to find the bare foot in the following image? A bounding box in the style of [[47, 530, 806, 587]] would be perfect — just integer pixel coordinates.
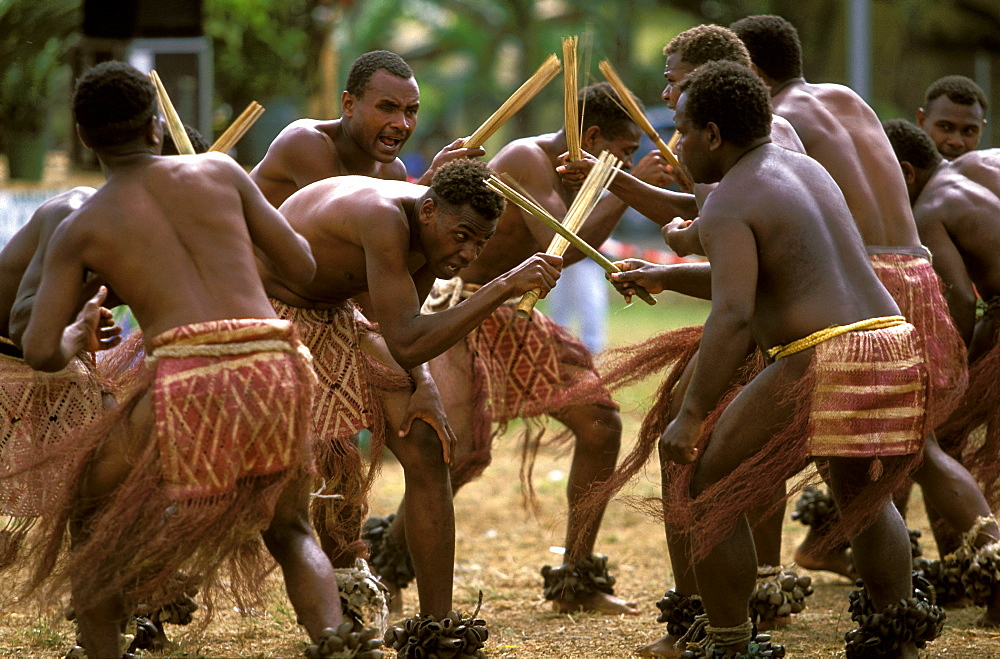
[[634, 633, 684, 657], [794, 532, 856, 580], [551, 591, 641, 615]]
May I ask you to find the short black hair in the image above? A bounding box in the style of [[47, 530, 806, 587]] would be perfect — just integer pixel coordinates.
[[925, 75, 988, 114], [161, 122, 210, 155], [883, 119, 942, 171], [730, 15, 803, 82], [429, 159, 505, 222], [580, 82, 639, 140], [73, 61, 158, 148], [665, 24, 752, 68], [344, 50, 414, 98], [680, 61, 772, 148]]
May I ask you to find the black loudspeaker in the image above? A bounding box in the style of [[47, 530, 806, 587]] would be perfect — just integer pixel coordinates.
[[83, 0, 202, 39]]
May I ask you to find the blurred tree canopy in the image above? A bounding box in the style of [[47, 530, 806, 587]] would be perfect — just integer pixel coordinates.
[[0, 0, 996, 165], [310, 0, 997, 163]]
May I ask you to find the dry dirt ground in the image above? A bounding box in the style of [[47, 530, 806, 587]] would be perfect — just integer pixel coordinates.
[[3, 415, 1000, 657], [1, 291, 999, 657]]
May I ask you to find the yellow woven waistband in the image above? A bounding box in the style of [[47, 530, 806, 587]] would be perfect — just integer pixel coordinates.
[[766, 315, 906, 361], [149, 339, 311, 363], [0, 335, 15, 347]]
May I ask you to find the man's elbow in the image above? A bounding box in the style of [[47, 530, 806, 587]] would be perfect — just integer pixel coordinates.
[[23, 344, 65, 372]]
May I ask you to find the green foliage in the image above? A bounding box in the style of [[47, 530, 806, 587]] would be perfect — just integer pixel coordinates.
[[0, 0, 80, 134], [203, 0, 320, 105]]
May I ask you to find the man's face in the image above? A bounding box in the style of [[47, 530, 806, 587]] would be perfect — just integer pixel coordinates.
[[673, 93, 714, 184], [662, 53, 695, 110], [421, 202, 496, 279], [588, 123, 643, 171], [917, 96, 985, 160], [343, 69, 420, 163]]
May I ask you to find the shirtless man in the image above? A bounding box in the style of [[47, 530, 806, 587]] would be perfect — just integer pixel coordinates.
[[884, 119, 1000, 625], [612, 60, 939, 659], [250, 49, 482, 207], [559, 27, 811, 651], [917, 75, 988, 161], [364, 82, 673, 617], [952, 148, 1000, 197], [729, 13, 971, 579], [262, 159, 562, 631], [11, 61, 353, 659]]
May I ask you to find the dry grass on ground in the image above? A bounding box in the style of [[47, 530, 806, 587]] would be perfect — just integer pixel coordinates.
[[4, 414, 1000, 657], [2, 296, 1000, 657]]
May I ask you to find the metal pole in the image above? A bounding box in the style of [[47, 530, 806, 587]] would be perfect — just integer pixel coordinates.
[[975, 49, 993, 147], [847, 0, 871, 101]]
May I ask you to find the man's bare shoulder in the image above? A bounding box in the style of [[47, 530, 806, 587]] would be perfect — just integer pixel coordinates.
[[771, 115, 805, 153], [253, 119, 340, 171], [488, 136, 553, 175], [920, 169, 1000, 224]]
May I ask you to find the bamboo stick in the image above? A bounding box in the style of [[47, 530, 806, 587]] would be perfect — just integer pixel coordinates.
[[210, 101, 265, 153], [667, 129, 680, 154], [149, 70, 195, 156], [597, 60, 693, 192], [563, 36, 581, 162], [484, 174, 656, 307], [462, 54, 561, 149]]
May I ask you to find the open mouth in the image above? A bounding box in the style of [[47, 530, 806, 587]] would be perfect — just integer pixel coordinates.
[[378, 135, 403, 150]]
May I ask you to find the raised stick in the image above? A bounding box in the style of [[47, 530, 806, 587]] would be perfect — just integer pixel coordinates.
[[149, 70, 194, 156], [210, 101, 265, 153], [563, 36, 581, 162], [485, 175, 656, 307], [463, 54, 561, 149], [597, 60, 693, 192]]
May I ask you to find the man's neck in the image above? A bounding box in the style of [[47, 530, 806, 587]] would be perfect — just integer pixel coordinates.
[[912, 160, 946, 205], [770, 77, 804, 98], [332, 120, 384, 176]]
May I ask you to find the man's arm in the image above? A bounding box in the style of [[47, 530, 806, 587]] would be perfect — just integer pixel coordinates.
[[414, 139, 486, 186], [362, 212, 561, 370], [21, 220, 97, 371], [609, 259, 712, 301], [226, 155, 317, 287], [916, 208, 977, 345], [558, 156, 699, 225], [8, 188, 97, 344], [660, 211, 758, 464]]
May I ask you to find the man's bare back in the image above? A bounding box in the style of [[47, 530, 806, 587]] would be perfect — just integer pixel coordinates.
[[951, 148, 1000, 198], [24, 152, 313, 363], [914, 164, 1000, 302], [771, 81, 919, 248], [703, 143, 897, 349]]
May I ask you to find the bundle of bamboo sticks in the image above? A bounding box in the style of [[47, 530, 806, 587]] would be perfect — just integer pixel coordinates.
[[484, 170, 656, 309], [563, 36, 582, 162], [598, 60, 693, 192], [462, 54, 562, 149], [149, 70, 195, 156], [210, 102, 265, 153]]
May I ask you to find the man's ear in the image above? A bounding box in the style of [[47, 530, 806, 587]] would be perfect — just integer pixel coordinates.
[[705, 121, 723, 151], [900, 160, 918, 185], [147, 116, 162, 149], [916, 107, 926, 128], [418, 197, 436, 225], [341, 90, 355, 117], [581, 124, 602, 152], [76, 124, 92, 149]]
